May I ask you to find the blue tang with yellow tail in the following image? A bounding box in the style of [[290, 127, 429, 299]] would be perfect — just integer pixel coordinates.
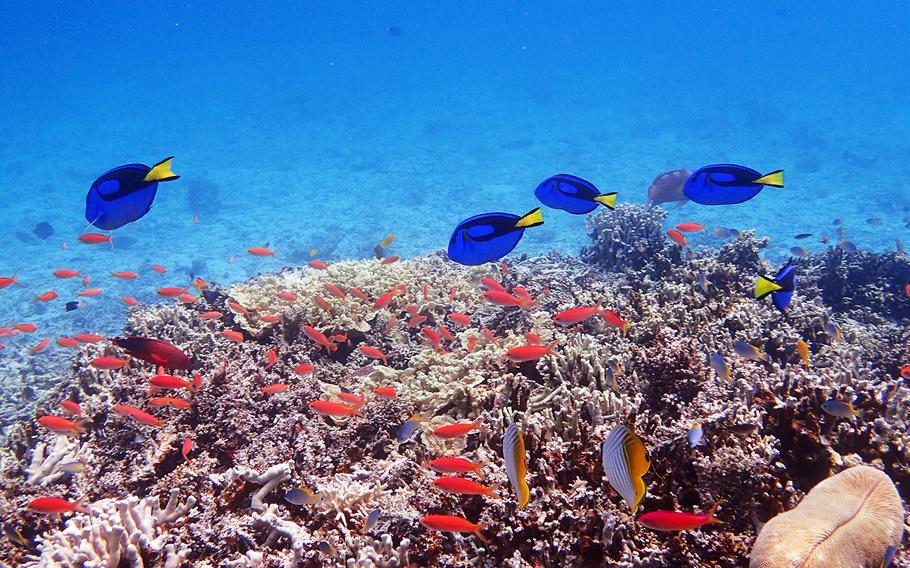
[[447, 208, 543, 266], [534, 174, 617, 214], [85, 157, 180, 230], [754, 259, 797, 312], [683, 164, 783, 206]]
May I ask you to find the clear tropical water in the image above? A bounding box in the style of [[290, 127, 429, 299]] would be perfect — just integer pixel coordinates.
[[0, 2, 908, 411]]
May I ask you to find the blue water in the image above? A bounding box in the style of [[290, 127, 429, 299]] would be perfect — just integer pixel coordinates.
[[0, 2, 908, 398]]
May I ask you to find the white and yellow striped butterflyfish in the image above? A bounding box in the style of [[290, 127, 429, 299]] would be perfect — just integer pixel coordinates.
[[601, 424, 650, 513], [503, 423, 530, 509]]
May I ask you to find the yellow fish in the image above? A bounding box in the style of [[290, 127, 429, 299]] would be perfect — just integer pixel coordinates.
[[601, 424, 650, 513], [796, 339, 810, 366], [503, 423, 530, 509], [309, 248, 318, 258], [379, 234, 396, 249]]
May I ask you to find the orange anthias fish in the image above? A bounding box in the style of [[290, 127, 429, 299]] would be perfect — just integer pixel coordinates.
[[26, 497, 86, 515], [433, 420, 484, 438], [260, 314, 282, 324], [295, 362, 315, 375], [0, 274, 21, 288], [77, 288, 103, 297], [312, 295, 332, 312], [381, 255, 400, 265], [901, 364, 910, 379], [74, 333, 105, 343], [359, 345, 389, 364], [429, 457, 485, 476], [479, 277, 507, 293], [483, 290, 527, 308], [78, 233, 111, 245], [261, 383, 289, 395], [90, 356, 128, 370], [227, 301, 250, 315], [30, 338, 51, 354], [221, 330, 244, 343], [200, 311, 222, 320], [157, 287, 187, 297], [637, 501, 723, 531], [506, 342, 556, 362], [666, 229, 688, 248], [56, 337, 79, 348], [127, 409, 166, 427], [148, 397, 192, 409], [303, 325, 337, 352], [177, 293, 197, 304], [337, 391, 366, 407], [553, 305, 600, 326], [151, 264, 167, 273], [601, 309, 630, 334], [111, 271, 140, 280], [36, 291, 58, 302], [248, 247, 276, 257], [447, 312, 471, 326], [122, 296, 139, 306], [14, 323, 38, 333], [276, 291, 297, 302], [182, 437, 193, 462], [349, 287, 370, 302], [308, 260, 328, 270], [433, 477, 497, 497], [38, 415, 87, 435], [309, 400, 361, 417], [374, 386, 397, 400], [53, 269, 81, 279], [675, 222, 705, 233], [419, 515, 489, 543], [149, 374, 194, 390], [193, 278, 208, 292], [112, 404, 144, 417], [60, 400, 82, 415]]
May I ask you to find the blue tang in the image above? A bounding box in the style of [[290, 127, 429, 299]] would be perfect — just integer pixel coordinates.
[[85, 157, 180, 230], [683, 164, 783, 205], [447, 208, 543, 266], [534, 174, 617, 214], [754, 259, 796, 312]]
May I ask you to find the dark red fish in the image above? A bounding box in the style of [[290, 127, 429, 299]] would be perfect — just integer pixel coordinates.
[[646, 169, 693, 206], [112, 336, 192, 369]]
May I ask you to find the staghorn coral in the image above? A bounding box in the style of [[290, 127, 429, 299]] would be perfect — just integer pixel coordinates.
[[24, 436, 86, 486], [750, 465, 904, 568]]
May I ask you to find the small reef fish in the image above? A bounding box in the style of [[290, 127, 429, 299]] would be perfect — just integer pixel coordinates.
[[303, 326, 337, 352], [148, 397, 192, 409], [374, 386, 397, 400], [901, 364, 910, 379], [221, 330, 244, 343], [379, 234, 396, 249], [675, 222, 705, 232], [113, 336, 192, 369], [308, 260, 328, 270], [284, 487, 316, 506], [260, 314, 282, 324], [57, 337, 80, 349], [148, 375, 193, 390], [646, 169, 693, 206], [711, 227, 741, 238], [309, 400, 361, 417], [503, 423, 530, 508], [733, 340, 768, 362], [553, 305, 601, 326], [683, 164, 783, 205], [85, 157, 179, 230], [822, 399, 861, 419], [111, 271, 139, 280], [324, 283, 346, 299], [151, 264, 167, 273], [200, 311, 222, 319], [26, 497, 86, 515], [666, 229, 688, 248], [826, 322, 842, 342], [177, 294, 197, 304], [261, 383, 288, 395], [337, 391, 366, 407], [363, 510, 381, 531], [533, 174, 617, 214], [122, 296, 138, 306], [30, 338, 51, 353], [53, 269, 81, 278], [433, 420, 483, 439], [349, 287, 370, 302], [77, 288, 103, 297], [78, 233, 112, 245], [38, 416, 86, 435], [248, 246, 276, 256], [181, 437, 193, 462], [59, 461, 84, 473], [380, 255, 400, 264], [36, 291, 58, 302], [838, 239, 858, 252], [419, 515, 489, 544], [796, 339, 810, 365], [15, 323, 38, 333], [447, 208, 543, 266], [754, 260, 797, 312], [601, 309, 629, 334], [687, 423, 705, 448], [227, 300, 249, 315], [125, 409, 165, 426], [601, 424, 650, 513], [484, 290, 531, 308], [480, 277, 507, 292], [637, 501, 723, 531], [90, 357, 128, 370], [359, 345, 389, 364], [397, 416, 426, 442], [429, 456, 484, 476], [789, 246, 809, 258], [75, 333, 105, 343], [60, 400, 81, 415], [295, 362, 315, 375], [794, 233, 813, 239], [447, 312, 471, 326], [276, 291, 297, 302], [506, 342, 556, 362], [433, 477, 497, 497]]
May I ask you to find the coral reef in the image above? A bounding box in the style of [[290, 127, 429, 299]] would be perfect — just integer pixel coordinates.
[[0, 204, 908, 567]]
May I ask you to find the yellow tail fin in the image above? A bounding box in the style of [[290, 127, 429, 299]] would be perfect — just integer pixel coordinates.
[[143, 156, 180, 183], [753, 169, 783, 188], [754, 276, 783, 299], [593, 192, 618, 209], [514, 208, 544, 229]]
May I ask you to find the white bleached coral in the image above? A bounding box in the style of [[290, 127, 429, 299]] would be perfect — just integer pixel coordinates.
[[26, 489, 195, 568], [24, 436, 86, 486]]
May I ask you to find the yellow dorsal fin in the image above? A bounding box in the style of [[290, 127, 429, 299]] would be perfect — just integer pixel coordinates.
[[514, 207, 543, 229], [143, 156, 180, 183], [593, 192, 618, 209], [754, 275, 783, 299], [753, 169, 783, 188]]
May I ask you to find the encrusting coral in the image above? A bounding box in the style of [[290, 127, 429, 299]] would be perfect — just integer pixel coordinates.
[[0, 204, 907, 566]]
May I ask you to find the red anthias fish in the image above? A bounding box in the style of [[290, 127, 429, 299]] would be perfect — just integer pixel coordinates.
[[112, 336, 192, 369], [637, 501, 723, 531]]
